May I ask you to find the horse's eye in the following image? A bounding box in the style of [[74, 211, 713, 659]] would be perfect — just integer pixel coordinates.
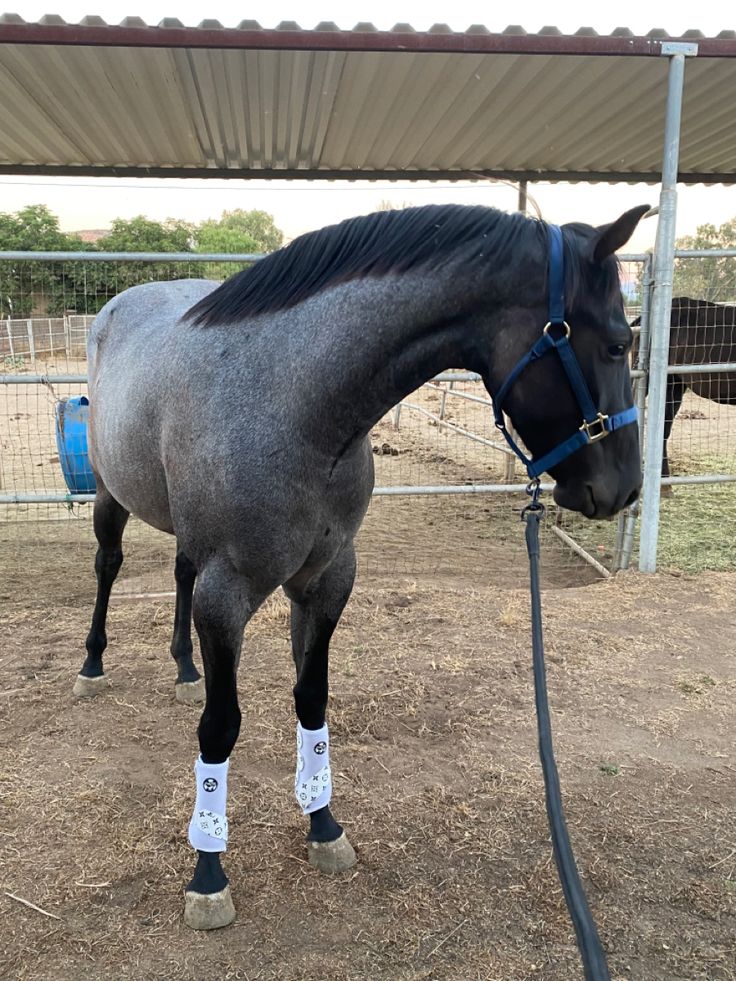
[[608, 343, 626, 357]]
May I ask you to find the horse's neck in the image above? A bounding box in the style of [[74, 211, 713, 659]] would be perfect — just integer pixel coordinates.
[[283, 267, 507, 449]]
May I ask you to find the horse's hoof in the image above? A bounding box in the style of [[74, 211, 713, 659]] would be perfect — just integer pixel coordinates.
[[175, 678, 205, 704], [184, 885, 235, 930], [72, 673, 109, 698], [307, 832, 357, 874]]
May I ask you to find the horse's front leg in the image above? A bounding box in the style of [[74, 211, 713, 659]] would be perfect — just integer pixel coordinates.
[[285, 545, 358, 874], [183, 559, 256, 930]]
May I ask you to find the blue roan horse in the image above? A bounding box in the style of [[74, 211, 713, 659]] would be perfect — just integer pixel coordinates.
[[77, 203, 647, 929]]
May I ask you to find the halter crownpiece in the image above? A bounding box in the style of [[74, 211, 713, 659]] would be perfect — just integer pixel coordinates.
[[493, 223, 638, 481]]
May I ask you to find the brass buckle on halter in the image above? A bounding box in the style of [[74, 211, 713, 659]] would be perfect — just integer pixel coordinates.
[[580, 413, 609, 442]]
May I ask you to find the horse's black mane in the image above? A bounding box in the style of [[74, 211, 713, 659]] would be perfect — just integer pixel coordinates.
[[186, 205, 533, 325], [186, 204, 617, 326]]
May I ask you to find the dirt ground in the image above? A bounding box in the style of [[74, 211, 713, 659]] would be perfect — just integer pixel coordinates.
[[1, 539, 735, 979], [1, 364, 735, 979]]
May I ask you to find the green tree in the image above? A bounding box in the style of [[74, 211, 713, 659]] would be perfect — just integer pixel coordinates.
[[673, 218, 736, 302], [0, 205, 86, 316], [0, 207, 286, 319], [196, 223, 259, 254], [194, 209, 282, 254], [193, 209, 283, 279], [100, 215, 193, 253], [63, 216, 195, 314], [0, 203, 76, 251]]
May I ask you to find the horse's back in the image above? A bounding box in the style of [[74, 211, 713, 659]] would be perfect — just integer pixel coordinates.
[[88, 278, 216, 368], [668, 298, 736, 403]]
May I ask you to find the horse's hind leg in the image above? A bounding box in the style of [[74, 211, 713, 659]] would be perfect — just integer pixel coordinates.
[[73, 479, 129, 697], [285, 544, 358, 874], [171, 549, 205, 705]]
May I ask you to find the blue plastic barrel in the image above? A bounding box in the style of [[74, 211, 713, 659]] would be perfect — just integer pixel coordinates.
[[54, 396, 97, 494]]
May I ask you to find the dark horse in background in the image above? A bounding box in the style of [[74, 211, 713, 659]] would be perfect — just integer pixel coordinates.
[[74, 202, 647, 929], [633, 297, 736, 479]]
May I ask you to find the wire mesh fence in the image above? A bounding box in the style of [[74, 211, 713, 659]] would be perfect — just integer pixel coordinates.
[[561, 252, 736, 575], [0, 253, 603, 611], [0, 364, 602, 609], [652, 252, 736, 571], [2, 249, 736, 616], [661, 264, 736, 482]]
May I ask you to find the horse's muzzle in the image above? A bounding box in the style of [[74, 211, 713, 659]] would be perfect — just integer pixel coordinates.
[[553, 474, 641, 519]]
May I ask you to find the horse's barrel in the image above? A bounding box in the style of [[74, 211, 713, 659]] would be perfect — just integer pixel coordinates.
[[54, 396, 97, 494]]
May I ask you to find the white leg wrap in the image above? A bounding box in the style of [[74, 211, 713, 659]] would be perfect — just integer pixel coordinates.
[[295, 722, 332, 815], [188, 756, 229, 853]]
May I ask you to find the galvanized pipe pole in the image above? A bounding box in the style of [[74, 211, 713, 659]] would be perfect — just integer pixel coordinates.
[[617, 255, 653, 572], [517, 180, 528, 214], [502, 180, 530, 483], [639, 45, 696, 573]]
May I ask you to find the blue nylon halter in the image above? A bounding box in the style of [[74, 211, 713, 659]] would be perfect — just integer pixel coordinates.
[[493, 224, 638, 481]]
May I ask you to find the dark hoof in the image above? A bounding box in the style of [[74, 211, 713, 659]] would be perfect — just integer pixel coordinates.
[[184, 885, 235, 930], [72, 673, 109, 698], [175, 678, 206, 704], [307, 832, 357, 873]]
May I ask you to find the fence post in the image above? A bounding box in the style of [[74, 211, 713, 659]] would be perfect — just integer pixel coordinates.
[[639, 47, 694, 573], [503, 416, 518, 482], [26, 318, 35, 365], [6, 318, 14, 360], [439, 386, 448, 420]]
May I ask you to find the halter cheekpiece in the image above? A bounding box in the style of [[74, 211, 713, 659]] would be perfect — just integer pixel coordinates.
[[492, 223, 638, 481]]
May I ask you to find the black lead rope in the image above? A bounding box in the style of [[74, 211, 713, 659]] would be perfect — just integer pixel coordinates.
[[522, 483, 611, 981], [492, 224, 627, 977]]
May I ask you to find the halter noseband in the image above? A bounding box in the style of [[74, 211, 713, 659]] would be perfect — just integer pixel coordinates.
[[492, 223, 638, 481]]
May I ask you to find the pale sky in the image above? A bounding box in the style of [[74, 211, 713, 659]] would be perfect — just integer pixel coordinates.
[[1, 0, 735, 252], [7, 0, 733, 33]]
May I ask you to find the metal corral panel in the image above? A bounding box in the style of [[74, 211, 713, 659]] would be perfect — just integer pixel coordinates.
[[0, 17, 735, 182]]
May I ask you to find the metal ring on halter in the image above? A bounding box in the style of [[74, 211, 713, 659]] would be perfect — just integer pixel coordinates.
[[521, 478, 544, 517], [543, 321, 571, 338]]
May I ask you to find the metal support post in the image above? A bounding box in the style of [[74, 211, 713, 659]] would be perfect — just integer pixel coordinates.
[[517, 180, 528, 215], [503, 180, 530, 484], [639, 48, 694, 573]]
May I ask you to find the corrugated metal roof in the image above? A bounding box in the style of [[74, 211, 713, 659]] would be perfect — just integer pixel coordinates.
[[1, 16, 735, 183]]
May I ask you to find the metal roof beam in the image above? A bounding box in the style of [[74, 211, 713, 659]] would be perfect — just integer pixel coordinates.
[[1, 21, 736, 58]]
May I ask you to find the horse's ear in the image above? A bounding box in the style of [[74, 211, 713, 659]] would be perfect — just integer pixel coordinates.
[[593, 205, 651, 263]]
